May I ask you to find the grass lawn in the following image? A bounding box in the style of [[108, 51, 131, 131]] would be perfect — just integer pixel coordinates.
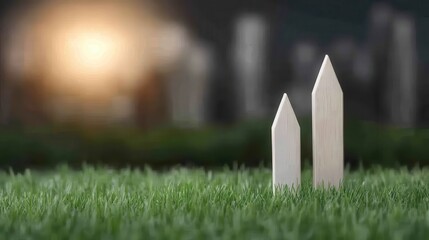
[[1, 167, 429, 239]]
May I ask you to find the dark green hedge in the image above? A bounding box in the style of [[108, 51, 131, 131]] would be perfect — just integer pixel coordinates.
[[0, 120, 427, 170]]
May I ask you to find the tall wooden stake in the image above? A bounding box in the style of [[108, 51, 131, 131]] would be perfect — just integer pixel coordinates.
[[312, 55, 343, 188]]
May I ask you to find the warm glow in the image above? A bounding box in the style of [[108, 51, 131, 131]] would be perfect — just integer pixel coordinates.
[[71, 33, 114, 73], [2, 1, 190, 122], [55, 27, 124, 84], [17, 2, 165, 98]]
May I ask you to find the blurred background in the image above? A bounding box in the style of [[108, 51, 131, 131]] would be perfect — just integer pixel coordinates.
[[0, 0, 427, 170]]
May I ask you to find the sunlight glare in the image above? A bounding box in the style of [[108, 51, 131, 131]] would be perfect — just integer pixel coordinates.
[[68, 31, 117, 76]]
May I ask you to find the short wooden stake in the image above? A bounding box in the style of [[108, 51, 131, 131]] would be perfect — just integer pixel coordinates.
[[272, 93, 300, 192]]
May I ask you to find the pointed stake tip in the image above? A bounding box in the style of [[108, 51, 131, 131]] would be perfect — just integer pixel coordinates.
[[278, 93, 291, 106], [312, 54, 339, 93], [312, 53, 343, 95], [282, 93, 289, 100], [323, 54, 332, 66], [272, 92, 299, 129]]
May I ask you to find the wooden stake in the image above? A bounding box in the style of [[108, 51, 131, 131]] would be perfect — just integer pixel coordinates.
[[312, 55, 343, 188], [272, 93, 300, 192]]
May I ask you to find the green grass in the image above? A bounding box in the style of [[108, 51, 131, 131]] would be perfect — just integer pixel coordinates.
[[1, 167, 429, 239]]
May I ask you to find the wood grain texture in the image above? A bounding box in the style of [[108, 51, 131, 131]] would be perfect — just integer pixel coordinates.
[[272, 93, 300, 192], [312, 55, 343, 188]]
